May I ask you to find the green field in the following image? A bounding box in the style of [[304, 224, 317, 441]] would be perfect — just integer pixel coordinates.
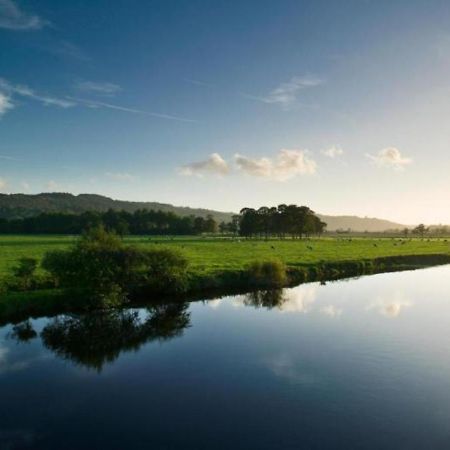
[[1, 234, 449, 280]]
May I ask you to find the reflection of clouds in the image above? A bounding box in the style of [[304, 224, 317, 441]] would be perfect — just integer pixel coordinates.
[[0, 344, 9, 368], [231, 297, 245, 308], [208, 299, 222, 309], [0, 341, 42, 374], [278, 285, 317, 313], [265, 353, 317, 385], [368, 291, 412, 318], [320, 305, 342, 317]]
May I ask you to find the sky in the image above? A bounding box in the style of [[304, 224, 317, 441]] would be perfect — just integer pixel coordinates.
[[1, 0, 450, 224]]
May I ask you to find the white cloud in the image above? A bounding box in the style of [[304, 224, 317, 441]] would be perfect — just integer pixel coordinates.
[[235, 149, 317, 181], [105, 172, 135, 181], [322, 145, 344, 158], [0, 177, 7, 191], [0, 0, 48, 30], [0, 92, 13, 116], [320, 305, 342, 317], [248, 75, 323, 109], [20, 181, 30, 191], [179, 153, 230, 177], [76, 81, 122, 95], [45, 180, 58, 190], [367, 147, 412, 170]]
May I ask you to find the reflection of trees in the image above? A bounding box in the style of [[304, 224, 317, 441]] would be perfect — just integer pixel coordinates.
[[9, 320, 38, 342], [243, 289, 286, 309], [39, 303, 190, 371]]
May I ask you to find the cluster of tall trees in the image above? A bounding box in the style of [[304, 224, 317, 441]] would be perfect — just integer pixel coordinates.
[[238, 204, 326, 238], [0, 209, 219, 235]]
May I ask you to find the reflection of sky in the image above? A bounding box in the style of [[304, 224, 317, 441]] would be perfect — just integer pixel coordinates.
[[278, 285, 317, 313], [265, 353, 318, 385], [1, 265, 450, 449], [367, 291, 412, 318], [0, 323, 49, 375]]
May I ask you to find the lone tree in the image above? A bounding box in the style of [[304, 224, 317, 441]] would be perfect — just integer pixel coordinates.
[[412, 224, 428, 238]]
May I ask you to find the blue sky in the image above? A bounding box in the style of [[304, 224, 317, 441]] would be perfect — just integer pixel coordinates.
[[1, 0, 450, 223]]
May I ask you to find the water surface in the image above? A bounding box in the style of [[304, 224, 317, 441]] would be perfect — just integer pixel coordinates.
[[1, 266, 450, 449]]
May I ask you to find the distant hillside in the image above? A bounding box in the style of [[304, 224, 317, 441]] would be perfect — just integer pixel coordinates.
[[0, 193, 410, 232], [0, 193, 234, 223], [319, 214, 405, 232]]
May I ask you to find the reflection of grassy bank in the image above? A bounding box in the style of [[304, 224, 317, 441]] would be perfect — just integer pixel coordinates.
[[2, 253, 450, 326]]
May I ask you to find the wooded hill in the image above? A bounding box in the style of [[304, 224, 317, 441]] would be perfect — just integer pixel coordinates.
[[0, 193, 234, 223], [0, 193, 410, 232]]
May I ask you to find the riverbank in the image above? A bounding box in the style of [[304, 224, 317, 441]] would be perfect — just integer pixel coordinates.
[[1, 252, 450, 326]]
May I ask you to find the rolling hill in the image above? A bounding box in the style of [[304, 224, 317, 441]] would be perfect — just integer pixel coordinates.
[[0, 193, 409, 231], [0, 193, 234, 223]]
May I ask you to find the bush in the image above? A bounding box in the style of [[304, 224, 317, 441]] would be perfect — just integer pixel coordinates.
[[247, 259, 287, 288], [139, 248, 189, 294], [10, 257, 38, 291], [42, 227, 189, 308]]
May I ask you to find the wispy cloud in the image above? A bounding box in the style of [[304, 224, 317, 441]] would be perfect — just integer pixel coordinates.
[[235, 149, 317, 181], [184, 78, 213, 88], [0, 92, 13, 116], [0, 78, 75, 109], [179, 153, 229, 177], [105, 172, 135, 181], [76, 81, 122, 96], [0, 0, 48, 30], [0, 154, 20, 161], [0, 177, 8, 191], [246, 75, 323, 109], [45, 180, 58, 190], [70, 97, 198, 123], [0, 78, 197, 122], [43, 40, 90, 61], [322, 145, 344, 158], [367, 147, 412, 170]]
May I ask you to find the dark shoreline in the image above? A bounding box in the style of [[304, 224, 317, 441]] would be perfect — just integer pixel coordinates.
[[1, 253, 450, 326]]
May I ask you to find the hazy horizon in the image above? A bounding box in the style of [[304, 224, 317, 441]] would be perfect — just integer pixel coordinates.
[[1, 0, 450, 223]]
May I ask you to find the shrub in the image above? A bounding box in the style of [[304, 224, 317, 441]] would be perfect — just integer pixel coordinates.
[[139, 248, 189, 294], [42, 227, 190, 308], [247, 259, 287, 288], [10, 257, 38, 291]]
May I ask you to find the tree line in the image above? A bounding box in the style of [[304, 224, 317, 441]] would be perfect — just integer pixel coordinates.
[[0, 209, 219, 235], [0, 203, 327, 238], [237, 204, 326, 238]]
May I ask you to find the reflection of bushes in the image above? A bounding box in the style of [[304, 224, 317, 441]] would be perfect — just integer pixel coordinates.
[[42, 227, 189, 308], [40, 303, 190, 371], [247, 259, 287, 288], [9, 320, 37, 342], [243, 289, 286, 309]]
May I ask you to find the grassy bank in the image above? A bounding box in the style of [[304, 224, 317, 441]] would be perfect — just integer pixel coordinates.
[[1, 235, 450, 324], [1, 235, 450, 278]]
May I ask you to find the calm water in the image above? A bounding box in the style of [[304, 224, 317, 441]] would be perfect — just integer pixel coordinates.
[[1, 266, 450, 449]]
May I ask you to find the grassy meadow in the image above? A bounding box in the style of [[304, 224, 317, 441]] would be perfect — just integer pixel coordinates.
[[1, 234, 449, 280]]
